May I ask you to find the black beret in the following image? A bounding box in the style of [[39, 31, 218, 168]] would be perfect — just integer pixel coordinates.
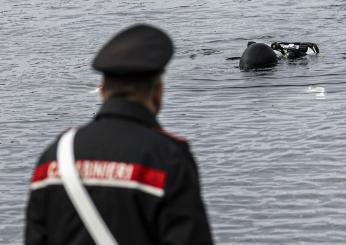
[[92, 24, 174, 76]]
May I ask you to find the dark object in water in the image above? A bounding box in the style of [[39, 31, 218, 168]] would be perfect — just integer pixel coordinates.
[[226, 56, 241, 60], [239, 43, 278, 70], [271, 42, 319, 59]]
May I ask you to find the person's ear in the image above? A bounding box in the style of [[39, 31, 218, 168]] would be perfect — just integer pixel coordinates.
[[152, 81, 163, 114], [99, 84, 105, 101]]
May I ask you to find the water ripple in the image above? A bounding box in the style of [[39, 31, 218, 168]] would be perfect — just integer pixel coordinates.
[[2, 0, 346, 244]]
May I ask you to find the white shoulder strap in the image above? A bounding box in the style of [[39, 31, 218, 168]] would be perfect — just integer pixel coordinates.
[[57, 128, 118, 245]]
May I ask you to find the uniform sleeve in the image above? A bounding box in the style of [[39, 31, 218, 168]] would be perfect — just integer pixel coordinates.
[[157, 145, 214, 245], [25, 188, 47, 245], [25, 154, 50, 245]]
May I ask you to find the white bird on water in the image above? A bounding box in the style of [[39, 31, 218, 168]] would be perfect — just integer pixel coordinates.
[[307, 86, 325, 99]]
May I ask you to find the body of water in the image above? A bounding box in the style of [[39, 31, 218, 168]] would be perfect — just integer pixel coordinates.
[[1, 0, 346, 244]]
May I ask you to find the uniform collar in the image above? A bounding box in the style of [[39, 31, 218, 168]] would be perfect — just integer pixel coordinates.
[[95, 97, 160, 128]]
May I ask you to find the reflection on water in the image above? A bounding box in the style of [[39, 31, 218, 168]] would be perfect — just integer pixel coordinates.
[[1, 0, 346, 244]]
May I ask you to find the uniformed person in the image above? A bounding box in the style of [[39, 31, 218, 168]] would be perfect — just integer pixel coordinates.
[[25, 24, 214, 245]]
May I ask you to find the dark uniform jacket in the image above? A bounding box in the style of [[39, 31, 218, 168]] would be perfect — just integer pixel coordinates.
[[26, 97, 214, 245]]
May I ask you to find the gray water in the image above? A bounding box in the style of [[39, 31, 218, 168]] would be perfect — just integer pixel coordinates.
[[1, 0, 346, 244]]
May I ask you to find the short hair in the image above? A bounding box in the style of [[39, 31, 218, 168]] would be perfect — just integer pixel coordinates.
[[103, 73, 161, 99]]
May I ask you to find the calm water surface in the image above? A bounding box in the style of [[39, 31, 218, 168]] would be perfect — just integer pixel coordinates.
[[1, 0, 346, 244]]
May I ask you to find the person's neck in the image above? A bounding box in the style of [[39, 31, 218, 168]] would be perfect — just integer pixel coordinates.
[[104, 95, 158, 115], [127, 96, 157, 115]]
